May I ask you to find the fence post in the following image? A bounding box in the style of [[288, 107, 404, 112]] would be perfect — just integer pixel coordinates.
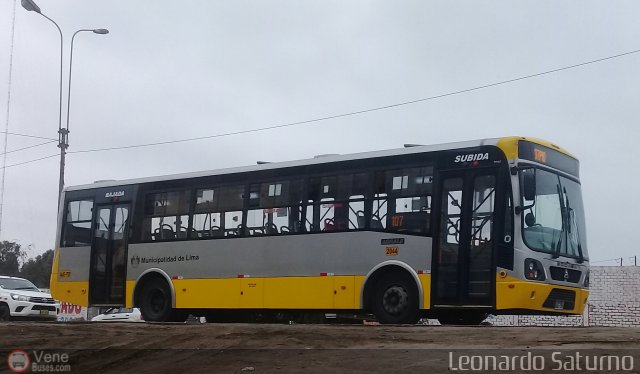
[[583, 303, 589, 327]]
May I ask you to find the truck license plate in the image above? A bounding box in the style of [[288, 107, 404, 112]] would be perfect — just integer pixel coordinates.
[[39, 310, 49, 315]]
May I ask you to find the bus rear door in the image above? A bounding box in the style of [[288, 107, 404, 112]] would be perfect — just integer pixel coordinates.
[[89, 203, 130, 306]]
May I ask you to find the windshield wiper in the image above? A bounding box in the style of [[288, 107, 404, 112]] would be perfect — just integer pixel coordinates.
[[576, 243, 584, 264]]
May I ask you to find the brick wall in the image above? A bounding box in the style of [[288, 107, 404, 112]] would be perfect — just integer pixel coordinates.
[[485, 266, 640, 327]]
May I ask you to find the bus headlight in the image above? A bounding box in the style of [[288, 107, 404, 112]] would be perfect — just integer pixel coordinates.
[[584, 271, 590, 287], [524, 259, 545, 281]]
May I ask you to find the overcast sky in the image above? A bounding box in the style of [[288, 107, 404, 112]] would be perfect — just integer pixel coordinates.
[[0, 0, 638, 264]]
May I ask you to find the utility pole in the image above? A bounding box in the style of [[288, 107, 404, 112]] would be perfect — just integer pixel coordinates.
[[0, 0, 17, 238]]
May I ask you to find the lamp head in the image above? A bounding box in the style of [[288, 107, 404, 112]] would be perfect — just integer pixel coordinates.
[[93, 29, 109, 35], [21, 0, 41, 13]]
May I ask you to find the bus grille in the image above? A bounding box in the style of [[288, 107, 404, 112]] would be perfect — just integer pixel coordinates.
[[542, 288, 576, 310], [549, 267, 582, 283]]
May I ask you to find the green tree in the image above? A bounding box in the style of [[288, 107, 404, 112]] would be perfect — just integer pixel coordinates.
[[19, 249, 54, 288], [0, 241, 26, 277]]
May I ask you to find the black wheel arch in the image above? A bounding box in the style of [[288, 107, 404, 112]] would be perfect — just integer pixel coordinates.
[[133, 269, 175, 309], [362, 263, 423, 312]]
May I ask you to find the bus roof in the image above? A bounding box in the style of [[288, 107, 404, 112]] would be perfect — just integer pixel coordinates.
[[64, 136, 573, 192]]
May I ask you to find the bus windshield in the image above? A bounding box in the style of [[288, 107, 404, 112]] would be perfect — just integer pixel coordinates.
[[520, 168, 588, 261]]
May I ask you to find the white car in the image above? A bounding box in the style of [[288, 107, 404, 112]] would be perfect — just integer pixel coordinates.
[[0, 275, 60, 321], [91, 307, 144, 322]]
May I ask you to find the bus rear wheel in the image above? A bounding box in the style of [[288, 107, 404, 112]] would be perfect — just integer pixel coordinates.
[[372, 273, 419, 324], [139, 278, 186, 322]]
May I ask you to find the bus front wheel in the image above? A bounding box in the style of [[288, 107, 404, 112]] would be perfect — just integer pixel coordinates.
[[372, 272, 419, 324], [139, 277, 186, 322]]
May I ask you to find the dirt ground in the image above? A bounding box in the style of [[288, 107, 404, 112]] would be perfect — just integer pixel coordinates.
[[2, 322, 640, 373]]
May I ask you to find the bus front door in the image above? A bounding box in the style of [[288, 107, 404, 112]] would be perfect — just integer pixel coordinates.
[[89, 203, 130, 306], [433, 170, 497, 308]]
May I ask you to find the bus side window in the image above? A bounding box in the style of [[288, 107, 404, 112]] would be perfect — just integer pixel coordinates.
[[371, 171, 387, 229], [215, 186, 245, 237], [376, 167, 433, 234], [142, 190, 191, 241], [224, 211, 243, 236], [307, 177, 336, 232], [192, 189, 223, 238], [307, 173, 368, 232], [343, 173, 368, 230], [62, 199, 93, 247], [247, 180, 302, 236]]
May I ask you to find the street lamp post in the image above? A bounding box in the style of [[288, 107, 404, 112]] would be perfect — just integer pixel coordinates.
[[21, 0, 64, 205], [66, 29, 109, 134], [62, 29, 109, 204], [21, 0, 108, 206]]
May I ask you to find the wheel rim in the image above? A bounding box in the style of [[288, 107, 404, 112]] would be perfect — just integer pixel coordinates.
[[382, 285, 408, 316]]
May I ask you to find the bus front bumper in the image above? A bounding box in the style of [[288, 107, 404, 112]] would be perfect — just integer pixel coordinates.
[[496, 276, 588, 315]]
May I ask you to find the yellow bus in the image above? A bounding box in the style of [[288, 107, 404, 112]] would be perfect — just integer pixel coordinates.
[[51, 136, 589, 324]]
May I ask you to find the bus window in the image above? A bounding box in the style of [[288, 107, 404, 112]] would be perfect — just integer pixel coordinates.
[[190, 186, 244, 238], [142, 191, 190, 241], [192, 189, 223, 238], [224, 211, 243, 236], [247, 180, 302, 235], [372, 167, 433, 234], [218, 186, 245, 236], [344, 174, 368, 230], [62, 199, 93, 247], [371, 171, 387, 229], [192, 212, 222, 238], [308, 176, 336, 231], [349, 197, 365, 229], [307, 173, 368, 232]]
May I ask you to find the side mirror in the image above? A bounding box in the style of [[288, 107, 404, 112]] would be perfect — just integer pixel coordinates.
[[522, 171, 536, 201], [524, 212, 536, 227]]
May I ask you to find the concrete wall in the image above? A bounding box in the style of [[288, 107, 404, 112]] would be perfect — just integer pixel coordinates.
[[486, 266, 640, 327]]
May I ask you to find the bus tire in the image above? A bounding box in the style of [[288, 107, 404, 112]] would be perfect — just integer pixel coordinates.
[[139, 277, 184, 322], [0, 304, 10, 322], [372, 272, 419, 324]]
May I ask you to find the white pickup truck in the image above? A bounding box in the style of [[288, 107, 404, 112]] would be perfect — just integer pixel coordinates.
[[0, 275, 60, 321]]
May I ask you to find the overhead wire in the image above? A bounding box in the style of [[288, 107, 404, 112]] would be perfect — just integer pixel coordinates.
[[0, 140, 57, 156], [0, 130, 57, 141], [4, 154, 59, 169], [67, 48, 640, 156], [3, 48, 640, 167]]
